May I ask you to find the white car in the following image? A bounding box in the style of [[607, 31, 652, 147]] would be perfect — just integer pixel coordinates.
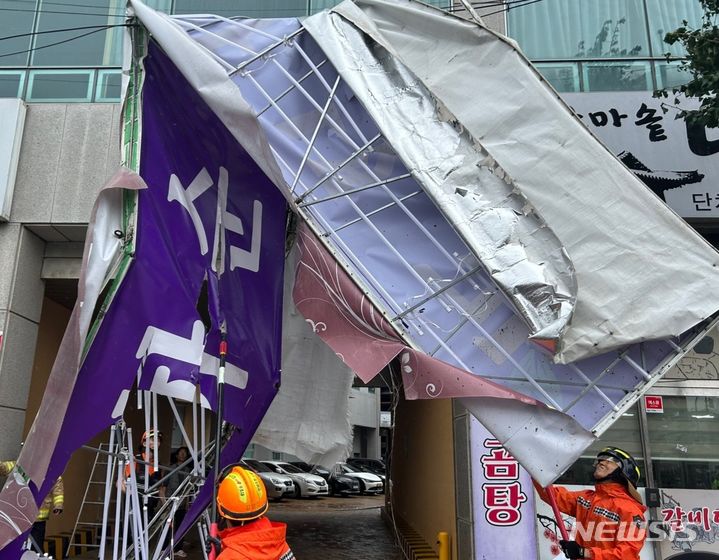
[[263, 461, 329, 498], [241, 459, 295, 500], [332, 463, 383, 495]]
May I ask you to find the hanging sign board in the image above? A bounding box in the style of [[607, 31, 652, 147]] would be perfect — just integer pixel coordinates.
[[562, 92, 719, 219], [645, 395, 664, 413]]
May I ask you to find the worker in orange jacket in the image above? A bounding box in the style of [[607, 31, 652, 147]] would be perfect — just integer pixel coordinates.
[[534, 447, 647, 560], [0, 460, 64, 551], [214, 464, 294, 560]]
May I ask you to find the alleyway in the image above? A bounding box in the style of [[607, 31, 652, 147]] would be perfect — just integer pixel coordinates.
[[177, 495, 403, 559]]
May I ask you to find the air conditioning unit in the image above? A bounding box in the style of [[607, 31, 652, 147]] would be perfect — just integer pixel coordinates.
[[0, 98, 26, 222]]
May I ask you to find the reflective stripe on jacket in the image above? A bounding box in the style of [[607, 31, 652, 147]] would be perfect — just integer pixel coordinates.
[[0, 461, 64, 522], [534, 481, 647, 560], [217, 517, 294, 560]]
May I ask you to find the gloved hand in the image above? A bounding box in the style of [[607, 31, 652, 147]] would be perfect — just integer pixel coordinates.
[[559, 540, 584, 559], [206, 535, 222, 555], [52, 508, 63, 515]]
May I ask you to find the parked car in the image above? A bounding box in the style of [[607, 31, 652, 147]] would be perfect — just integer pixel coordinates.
[[241, 459, 295, 500], [346, 457, 386, 475], [345, 460, 386, 493], [326, 466, 361, 496], [262, 461, 329, 498], [289, 461, 331, 481], [331, 462, 383, 495]]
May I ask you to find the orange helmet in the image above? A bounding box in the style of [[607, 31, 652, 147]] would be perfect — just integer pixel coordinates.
[[217, 465, 268, 522]]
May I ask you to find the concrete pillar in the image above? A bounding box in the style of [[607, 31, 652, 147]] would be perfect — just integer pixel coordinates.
[[0, 223, 45, 459]]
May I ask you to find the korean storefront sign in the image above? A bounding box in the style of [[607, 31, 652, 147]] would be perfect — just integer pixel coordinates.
[[471, 418, 537, 559], [562, 92, 719, 218]]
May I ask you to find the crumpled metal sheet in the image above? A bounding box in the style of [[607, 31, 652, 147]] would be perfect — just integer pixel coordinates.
[[302, 10, 576, 353], [310, 0, 719, 363], [120, 1, 719, 486]]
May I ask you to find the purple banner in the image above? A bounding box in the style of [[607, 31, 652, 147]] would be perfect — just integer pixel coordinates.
[[0, 41, 286, 557]]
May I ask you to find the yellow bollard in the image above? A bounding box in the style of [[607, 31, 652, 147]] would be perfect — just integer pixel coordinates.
[[437, 531, 450, 560]]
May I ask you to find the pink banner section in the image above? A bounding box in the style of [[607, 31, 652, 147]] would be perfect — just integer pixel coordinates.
[[292, 222, 542, 407]]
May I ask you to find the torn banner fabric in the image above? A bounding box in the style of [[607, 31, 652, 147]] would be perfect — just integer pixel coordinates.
[[0, 38, 287, 554], [293, 222, 593, 484]]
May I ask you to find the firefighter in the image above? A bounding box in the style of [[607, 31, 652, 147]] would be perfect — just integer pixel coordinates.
[[121, 429, 166, 519], [534, 447, 647, 560], [214, 464, 294, 560], [0, 460, 63, 551]]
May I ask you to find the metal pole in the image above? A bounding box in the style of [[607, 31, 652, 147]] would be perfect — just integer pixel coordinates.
[[112, 455, 124, 560], [208, 325, 228, 560], [546, 485, 570, 541], [638, 344, 662, 560], [99, 424, 116, 560], [437, 531, 451, 560]]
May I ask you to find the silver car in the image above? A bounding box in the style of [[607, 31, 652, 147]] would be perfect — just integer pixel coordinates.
[[263, 461, 329, 498], [241, 459, 295, 500]]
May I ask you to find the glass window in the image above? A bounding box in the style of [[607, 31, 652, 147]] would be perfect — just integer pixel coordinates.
[[32, 0, 125, 66], [648, 0, 705, 58], [648, 396, 719, 489], [535, 62, 581, 92], [0, 71, 26, 98], [174, 0, 307, 18], [583, 61, 652, 91], [655, 61, 691, 90], [0, 0, 36, 66], [507, 0, 649, 60], [27, 70, 94, 102], [309, 0, 341, 13], [96, 69, 122, 101]]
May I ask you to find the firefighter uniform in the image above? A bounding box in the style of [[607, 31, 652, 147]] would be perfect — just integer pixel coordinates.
[[534, 481, 646, 560], [217, 517, 294, 560]]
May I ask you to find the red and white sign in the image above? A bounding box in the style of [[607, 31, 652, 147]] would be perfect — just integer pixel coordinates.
[[645, 395, 664, 413]]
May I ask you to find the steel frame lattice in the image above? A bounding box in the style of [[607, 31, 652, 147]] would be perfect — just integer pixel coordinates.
[[172, 14, 715, 436]]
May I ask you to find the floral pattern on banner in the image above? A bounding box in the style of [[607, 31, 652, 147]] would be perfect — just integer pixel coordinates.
[[292, 221, 542, 407]]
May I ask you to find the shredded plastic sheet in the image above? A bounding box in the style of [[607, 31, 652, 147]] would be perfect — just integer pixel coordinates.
[[253, 247, 355, 467], [315, 0, 719, 363]]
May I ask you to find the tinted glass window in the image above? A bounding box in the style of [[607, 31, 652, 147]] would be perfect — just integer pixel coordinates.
[[507, 0, 649, 60], [174, 0, 306, 18], [28, 70, 93, 101], [0, 72, 24, 98], [32, 0, 125, 66], [648, 0, 704, 57], [582, 61, 652, 91]]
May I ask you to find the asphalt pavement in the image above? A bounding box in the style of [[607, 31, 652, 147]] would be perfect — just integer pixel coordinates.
[[176, 494, 403, 559]]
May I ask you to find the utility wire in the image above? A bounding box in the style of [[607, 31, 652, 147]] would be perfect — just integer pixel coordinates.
[[0, 6, 125, 17], [2, 0, 126, 11], [0, 24, 131, 59], [0, 23, 129, 42], [0, 0, 546, 52]]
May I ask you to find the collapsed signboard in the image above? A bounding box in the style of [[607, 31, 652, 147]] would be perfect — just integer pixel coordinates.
[[3, 0, 719, 556]]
